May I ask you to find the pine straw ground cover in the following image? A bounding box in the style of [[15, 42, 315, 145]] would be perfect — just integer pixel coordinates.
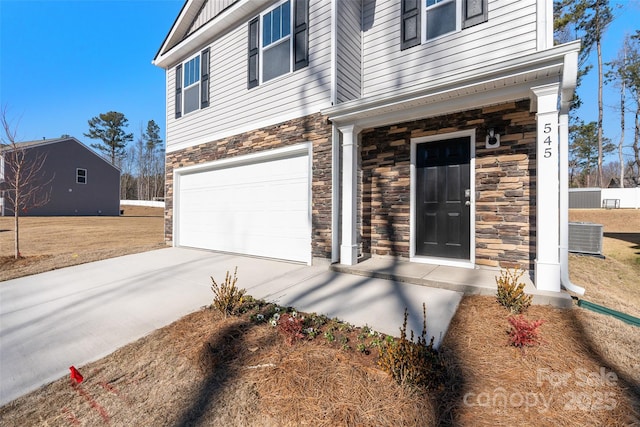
[[1, 295, 638, 426]]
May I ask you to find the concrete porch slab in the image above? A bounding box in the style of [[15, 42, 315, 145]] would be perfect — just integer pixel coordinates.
[[331, 257, 573, 308]]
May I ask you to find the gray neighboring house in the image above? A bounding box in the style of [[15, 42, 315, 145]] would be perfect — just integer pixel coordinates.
[[0, 137, 120, 216]]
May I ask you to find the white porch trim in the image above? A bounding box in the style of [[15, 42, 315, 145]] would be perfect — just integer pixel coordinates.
[[531, 83, 561, 292], [338, 124, 361, 265]]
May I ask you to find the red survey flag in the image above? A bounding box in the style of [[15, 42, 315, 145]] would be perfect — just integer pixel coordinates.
[[69, 366, 84, 384]]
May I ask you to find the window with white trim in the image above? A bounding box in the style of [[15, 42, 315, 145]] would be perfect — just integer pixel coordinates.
[[401, 0, 487, 50], [424, 0, 458, 41], [183, 54, 201, 115], [262, 0, 292, 82], [76, 168, 87, 184], [174, 48, 210, 118], [248, 0, 308, 88]]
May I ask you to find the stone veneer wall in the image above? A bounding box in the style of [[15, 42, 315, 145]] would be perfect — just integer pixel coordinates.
[[360, 100, 537, 269], [165, 113, 333, 260]]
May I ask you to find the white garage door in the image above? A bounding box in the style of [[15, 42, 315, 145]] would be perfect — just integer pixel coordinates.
[[176, 150, 311, 263]]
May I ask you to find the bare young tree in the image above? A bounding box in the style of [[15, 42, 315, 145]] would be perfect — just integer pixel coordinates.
[[1, 107, 53, 258]]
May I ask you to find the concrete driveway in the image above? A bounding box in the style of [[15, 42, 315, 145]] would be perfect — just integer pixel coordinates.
[[0, 247, 462, 406]]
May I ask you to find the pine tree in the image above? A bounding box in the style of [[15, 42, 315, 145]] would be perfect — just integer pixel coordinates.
[[555, 0, 614, 187], [84, 111, 133, 165]]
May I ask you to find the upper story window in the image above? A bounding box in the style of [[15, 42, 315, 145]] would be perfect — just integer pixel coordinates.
[[183, 55, 201, 115], [425, 0, 458, 40], [175, 48, 210, 119], [76, 168, 87, 184], [248, 0, 308, 89], [401, 0, 487, 50], [262, 0, 292, 82]]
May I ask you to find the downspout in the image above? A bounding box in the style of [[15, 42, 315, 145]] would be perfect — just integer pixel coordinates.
[[330, 0, 340, 263], [559, 49, 585, 295]]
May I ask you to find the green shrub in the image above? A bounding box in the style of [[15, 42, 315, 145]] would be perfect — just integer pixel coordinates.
[[377, 304, 442, 389], [210, 267, 245, 317], [496, 268, 532, 314]]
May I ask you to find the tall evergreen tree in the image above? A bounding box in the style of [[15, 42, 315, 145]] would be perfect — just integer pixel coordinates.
[[84, 111, 133, 165], [555, 0, 614, 187], [144, 119, 162, 151], [141, 120, 164, 200], [626, 31, 640, 185]]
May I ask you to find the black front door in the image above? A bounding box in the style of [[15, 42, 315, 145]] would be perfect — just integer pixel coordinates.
[[415, 137, 471, 259]]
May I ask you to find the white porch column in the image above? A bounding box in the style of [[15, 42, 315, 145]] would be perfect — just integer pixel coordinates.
[[339, 124, 361, 265], [531, 84, 561, 292]]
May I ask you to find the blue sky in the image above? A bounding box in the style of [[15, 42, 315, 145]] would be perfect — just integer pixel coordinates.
[[0, 0, 183, 146], [0, 0, 639, 164], [576, 0, 640, 163]]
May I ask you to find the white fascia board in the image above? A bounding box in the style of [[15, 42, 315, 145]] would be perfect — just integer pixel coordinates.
[[153, 0, 272, 69], [323, 41, 581, 126], [560, 48, 579, 113]]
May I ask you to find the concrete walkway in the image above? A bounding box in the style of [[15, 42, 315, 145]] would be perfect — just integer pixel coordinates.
[[0, 248, 463, 406]]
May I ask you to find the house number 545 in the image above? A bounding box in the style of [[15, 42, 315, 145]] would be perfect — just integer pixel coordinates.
[[543, 123, 553, 158]]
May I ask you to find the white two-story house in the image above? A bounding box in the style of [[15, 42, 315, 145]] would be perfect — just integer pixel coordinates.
[[153, 0, 581, 293]]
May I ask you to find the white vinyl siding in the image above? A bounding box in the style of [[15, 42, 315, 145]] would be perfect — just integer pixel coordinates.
[[166, 0, 331, 153], [362, 0, 538, 99], [187, 0, 238, 36], [336, 0, 362, 104]]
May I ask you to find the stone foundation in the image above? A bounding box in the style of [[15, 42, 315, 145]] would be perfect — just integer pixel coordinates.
[[165, 113, 333, 259]]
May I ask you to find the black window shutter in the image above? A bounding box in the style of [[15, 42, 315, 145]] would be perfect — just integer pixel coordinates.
[[401, 0, 420, 50], [248, 17, 259, 89], [175, 64, 182, 119], [293, 0, 309, 71], [201, 48, 210, 108], [463, 0, 488, 29]]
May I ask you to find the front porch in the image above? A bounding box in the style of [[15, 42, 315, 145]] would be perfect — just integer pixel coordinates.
[[331, 257, 573, 308]]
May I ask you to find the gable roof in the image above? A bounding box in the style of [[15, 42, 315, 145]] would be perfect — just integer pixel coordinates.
[[1, 137, 67, 151], [153, 0, 271, 69], [1, 137, 121, 172]]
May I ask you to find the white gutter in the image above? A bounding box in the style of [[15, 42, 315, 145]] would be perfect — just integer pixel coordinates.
[[559, 49, 585, 296]]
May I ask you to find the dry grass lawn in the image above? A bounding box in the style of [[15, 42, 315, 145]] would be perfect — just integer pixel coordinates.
[[0, 208, 638, 425], [0, 206, 165, 281]]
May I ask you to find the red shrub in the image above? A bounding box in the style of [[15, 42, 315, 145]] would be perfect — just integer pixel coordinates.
[[277, 313, 305, 345], [507, 315, 544, 348]]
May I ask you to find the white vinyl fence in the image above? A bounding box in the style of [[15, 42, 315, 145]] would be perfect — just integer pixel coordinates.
[[569, 187, 640, 209], [120, 200, 165, 208]]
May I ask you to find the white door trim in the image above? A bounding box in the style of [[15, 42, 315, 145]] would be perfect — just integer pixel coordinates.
[[410, 129, 476, 269], [172, 142, 313, 265]]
